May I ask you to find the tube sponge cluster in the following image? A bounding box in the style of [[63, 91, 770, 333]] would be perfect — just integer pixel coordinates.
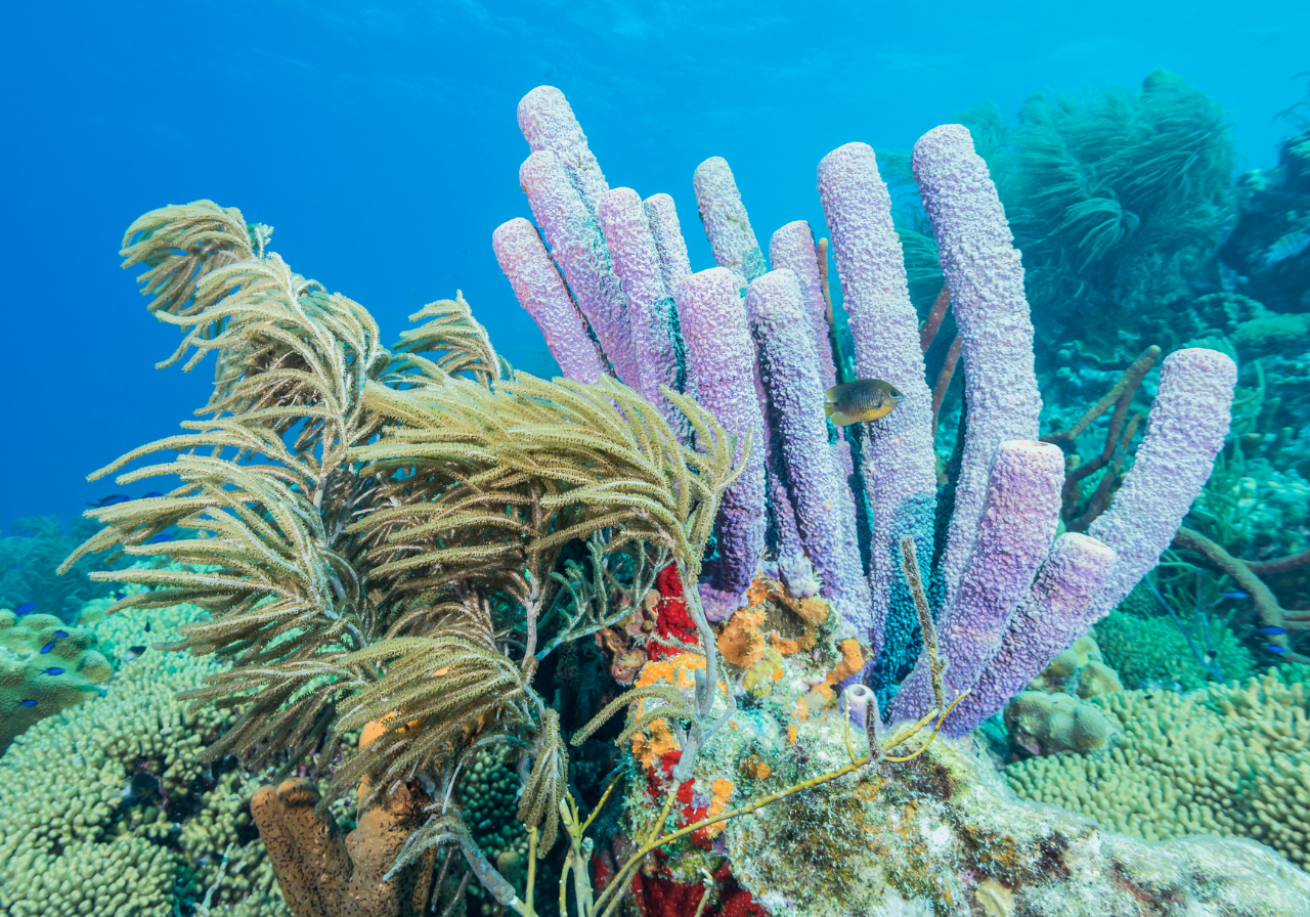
[[494, 85, 1236, 730]]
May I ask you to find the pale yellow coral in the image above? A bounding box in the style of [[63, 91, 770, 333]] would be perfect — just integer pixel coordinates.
[[0, 610, 112, 751], [0, 597, 290, 917], [1005, 665, 1310, 869]]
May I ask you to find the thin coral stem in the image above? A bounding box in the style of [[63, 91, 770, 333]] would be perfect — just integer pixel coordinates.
[[1174, 527, 1310, 655], [919, 285, 951, 352], [1044, 345, 1160, 445], [930, 334, 962, 435]]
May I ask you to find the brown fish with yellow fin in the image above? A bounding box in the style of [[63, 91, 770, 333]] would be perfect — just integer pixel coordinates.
[[824, 379, 901, 425]]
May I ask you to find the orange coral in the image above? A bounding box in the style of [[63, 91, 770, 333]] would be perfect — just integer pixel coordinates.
[[717, 605, 767, 667], [720, 574, 831, 663], [630, 652, 706, 769], [814, 639, 865, 701], [701, 778, 736, 839]]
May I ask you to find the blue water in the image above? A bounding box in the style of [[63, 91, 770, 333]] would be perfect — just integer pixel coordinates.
[[1, 0, 1307, 522]]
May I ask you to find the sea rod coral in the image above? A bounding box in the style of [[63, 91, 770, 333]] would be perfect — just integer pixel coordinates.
[[52, 86, 1310, 917]]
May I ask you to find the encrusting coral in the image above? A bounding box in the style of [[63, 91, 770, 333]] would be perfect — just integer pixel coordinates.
[[42, 83, 1310, 917]]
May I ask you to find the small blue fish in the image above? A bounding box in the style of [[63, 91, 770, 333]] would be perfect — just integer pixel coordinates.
[[142, 492, 164, 499], [39, 641, 56, 654], [15, 602, 35, 614], [53, 630, 68, 639], [1265, 645, 1287, 654], [144, 622, 151, 633], [19, 699, 37, 707], [149, 533, 172, 544], [1259, 626, 1288, 635], [1221, 592, 1248, 600], [87, 494, 132, 508], [41, 667, 65, 676]]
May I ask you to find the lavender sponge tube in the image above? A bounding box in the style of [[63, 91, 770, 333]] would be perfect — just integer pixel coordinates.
[[912, 125, 1043, 612], [890, 440, 1065, 724], [1085, 348, 1237, 622], [818, 142, 937, 661], [492, 218, 608, 384], [675, 267, 767, 619], [747, 268, 872, 635]]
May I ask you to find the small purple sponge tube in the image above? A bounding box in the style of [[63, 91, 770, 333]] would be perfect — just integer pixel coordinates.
[[747, 268, 873, 634], [492, 218, 609, 384], [817, 142, 937, 651], [768, 221, 838, 391], [675, 267, 767, 617], [912, 125, 1043, 611], [597, 188, 686, 431], [644, 193, 694, 296], [693, 157, 768, 285], [517, 86, 609, 214], [520, 151, 642, 388], [1085, 348, 1237, 623], [945, 533, 1117, 735], [890, 440, 1065, 723]]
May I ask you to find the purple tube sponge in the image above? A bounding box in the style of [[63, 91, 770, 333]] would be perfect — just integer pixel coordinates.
[[768, 220, 839, 391], [945, 533, 1117, 735], [817, 142, 937, 659], [693, 157, 767, 285], [1085, 348, 1237, 622], [644, 193, 694, 297], [675, 267, 767, 618], [890, 440, 1065, 723], [747, 268, 873, 634], [517, 86, 609, 214], [492, 218, 609, 384], [912, 125, 1043, 611], [520, 150, 642, 387], [596, 187, 687, 430]]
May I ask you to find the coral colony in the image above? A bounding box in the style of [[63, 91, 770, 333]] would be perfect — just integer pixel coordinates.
[[6, 84, 1310, 917]]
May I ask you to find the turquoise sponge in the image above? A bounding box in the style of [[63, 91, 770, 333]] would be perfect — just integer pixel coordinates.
[[0, 610, 111, 752]]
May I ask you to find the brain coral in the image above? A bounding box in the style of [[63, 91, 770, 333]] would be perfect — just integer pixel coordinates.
[[1004, 665, 1310, 870], [0, 596, 291, 917], [0, 609, 111, 752]]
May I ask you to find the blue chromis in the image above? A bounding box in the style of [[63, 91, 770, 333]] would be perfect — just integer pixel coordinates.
[[41, 667, 65, 676], [1259, 626, 1288, 635], [824, 379, 902, 426], [15, 602, 35, 614], [19, 699, 37, 707]]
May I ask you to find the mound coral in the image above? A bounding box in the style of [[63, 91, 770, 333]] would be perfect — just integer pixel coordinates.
[[0, 609, 110, 751]]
